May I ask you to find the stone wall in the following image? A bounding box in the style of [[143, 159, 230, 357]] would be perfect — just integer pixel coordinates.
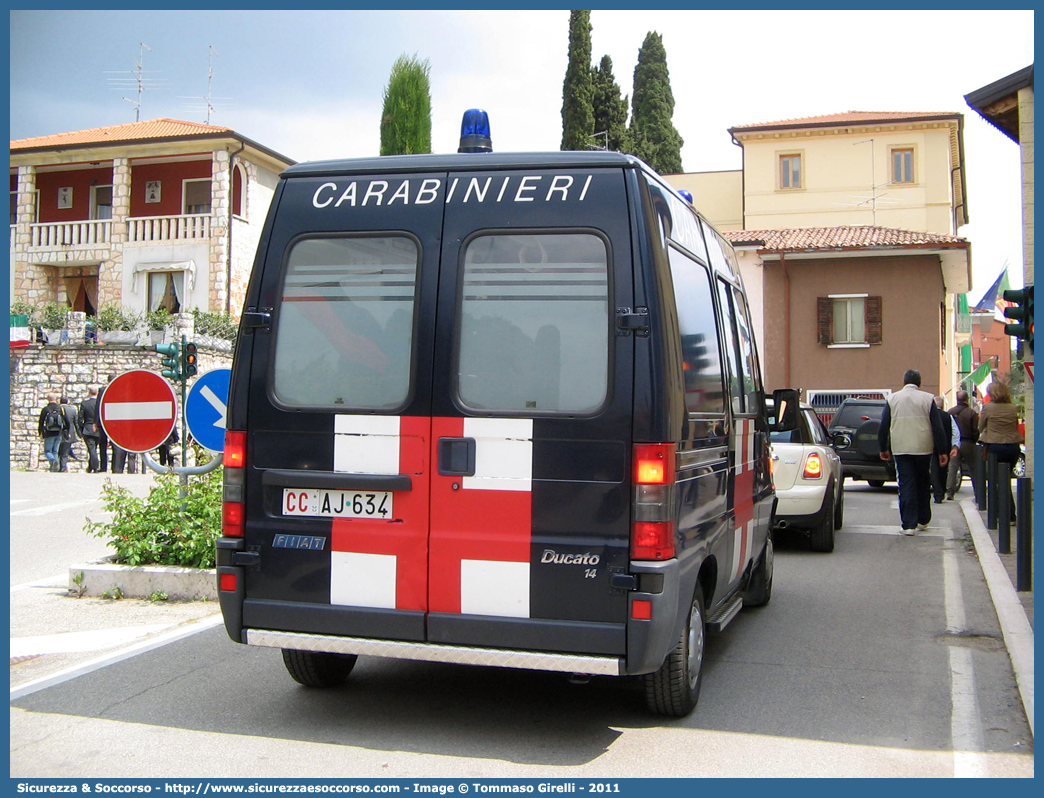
[[10, 343, 232, 472]]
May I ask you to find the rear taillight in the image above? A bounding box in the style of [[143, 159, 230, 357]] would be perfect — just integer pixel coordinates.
[[631, 443, 677, 560], [222, 430, 246, 537], [802, 452, 824, 479]]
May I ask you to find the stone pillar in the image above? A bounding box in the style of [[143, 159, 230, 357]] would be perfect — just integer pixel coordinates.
[[14, 166, 42, 304], [210, 151, 231, 312], [173, 312, 195, 342], [66, 311, 87, 344], [101, 158, 132, 307]]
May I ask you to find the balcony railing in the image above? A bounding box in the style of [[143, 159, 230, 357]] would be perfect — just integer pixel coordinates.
[[128, 214, 211, 243], [29, 220, 111, 249], [20, 214, 214, 252]]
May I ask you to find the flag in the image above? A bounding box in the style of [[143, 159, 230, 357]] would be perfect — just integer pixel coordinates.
[[973, 267, 1013, 322], [965, 361, 994, 402]]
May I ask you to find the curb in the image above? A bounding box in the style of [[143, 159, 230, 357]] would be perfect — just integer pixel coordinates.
[[960, 498, 1034, 738], [68, 558, 218, 601]]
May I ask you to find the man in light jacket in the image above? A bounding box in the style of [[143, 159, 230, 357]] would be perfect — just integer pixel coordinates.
[[877, 369, 950, 535]]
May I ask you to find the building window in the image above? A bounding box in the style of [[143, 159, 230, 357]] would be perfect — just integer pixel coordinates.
[[183, 179, 212, 214], [10, 191, 16, 225], [91, 185, 113, 220], [148, 271, 184, 314], [892, 148, 914, 183], [780, 153, 802, 189], [232, 163, 245, 217], [818, 295, 882, 346]]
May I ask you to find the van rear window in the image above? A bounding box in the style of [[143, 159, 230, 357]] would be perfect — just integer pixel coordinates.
[[272, 235, 418, 409], [457, 233, 609, 414]]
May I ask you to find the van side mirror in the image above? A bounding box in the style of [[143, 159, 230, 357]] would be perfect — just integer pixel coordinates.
[[770, 388, 800, 432]]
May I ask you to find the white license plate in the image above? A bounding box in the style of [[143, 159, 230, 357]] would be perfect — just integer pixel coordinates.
[[282, 488, 392, 519]]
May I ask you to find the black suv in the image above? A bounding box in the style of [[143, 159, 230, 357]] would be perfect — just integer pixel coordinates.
[[827, 399, 897, 487]]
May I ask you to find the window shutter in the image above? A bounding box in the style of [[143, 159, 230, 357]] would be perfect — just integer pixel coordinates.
[[817, 297, 832, 344], [866, 296, 883, 344]]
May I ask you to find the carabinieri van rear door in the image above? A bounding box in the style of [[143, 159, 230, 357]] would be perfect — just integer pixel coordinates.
[[425, 162, 635, 655], [240, 154, 634, 656]]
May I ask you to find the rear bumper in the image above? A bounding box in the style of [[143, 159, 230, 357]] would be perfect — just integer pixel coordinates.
[[247, 629, 623, 676], [840, 458, 895, 482], [774, 484, 828, 518]]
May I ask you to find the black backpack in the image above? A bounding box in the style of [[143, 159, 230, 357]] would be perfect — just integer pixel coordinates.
[[43, 406, 65, 434]]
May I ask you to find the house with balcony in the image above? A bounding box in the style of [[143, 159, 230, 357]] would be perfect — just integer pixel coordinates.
[[666, 111, 972, 411], [9, 118, 295, 321]]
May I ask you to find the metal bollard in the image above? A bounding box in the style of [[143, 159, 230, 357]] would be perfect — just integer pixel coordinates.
[[1016, 477, 1033, 591], [997, 461, 1011, 554], [974, 443, 987, 510], [986, 449, 998, 530]]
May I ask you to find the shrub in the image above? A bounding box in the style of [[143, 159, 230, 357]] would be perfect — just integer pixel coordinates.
[[145, 307, 173, 331], [38, 302, 69, 330], [10, 300, 36, 322], [191, 308, 238, 340], [95, 304, 140, 332], [84, 464, 223, 569]]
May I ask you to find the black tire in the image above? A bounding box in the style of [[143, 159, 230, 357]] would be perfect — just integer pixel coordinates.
[[282, 649, 358, 688], [644, 590, 706, 717], [867, 480, 885, 488], [833, 480, 845, 530], [743, 535, 773, 608], [810, 492, 835, 552]]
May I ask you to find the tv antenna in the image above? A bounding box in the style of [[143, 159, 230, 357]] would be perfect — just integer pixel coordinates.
[[834, 138, 900, 226], [587, 130, 609, 151], [105, 43, 166, 122], [179, 45, 232, 124]]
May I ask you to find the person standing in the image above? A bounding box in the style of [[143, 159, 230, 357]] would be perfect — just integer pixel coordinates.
[[77, 386, 103, 473], [877, 369, 950, 535], [57, 395, 80, 472], [978, 380, 1024, 518], [97, 375, 113, 473], [946, 390, 979, 500], [930, 396, 960, 503], [38, 392, 66, 472]]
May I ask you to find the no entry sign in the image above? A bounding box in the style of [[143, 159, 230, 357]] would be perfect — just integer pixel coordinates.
[[99, 369, 177, 453]]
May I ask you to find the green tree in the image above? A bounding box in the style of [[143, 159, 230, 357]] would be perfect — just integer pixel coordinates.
[[560, 10, 594, 151], [592, 54, 629, 152], [380, 54, 433, 156], [629, 32, 684, 174]]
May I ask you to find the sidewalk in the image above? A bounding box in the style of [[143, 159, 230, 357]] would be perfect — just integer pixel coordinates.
[[959, 495, 1034, 738]]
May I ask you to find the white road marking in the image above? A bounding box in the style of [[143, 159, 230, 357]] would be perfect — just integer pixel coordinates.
[[943, 524, 987, 777], [10, 614, 223, 701], [10, 499, 99, 517], [10, 624, 176, 657]]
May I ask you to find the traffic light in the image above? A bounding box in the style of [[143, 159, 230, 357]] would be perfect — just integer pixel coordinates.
[[182, 341, 198, 378], [1002, 285, 1034, 351], [155, 342, 181, 380]]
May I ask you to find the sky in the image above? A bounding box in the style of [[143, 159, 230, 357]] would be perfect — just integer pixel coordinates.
[[8, 8, 1035, 300]]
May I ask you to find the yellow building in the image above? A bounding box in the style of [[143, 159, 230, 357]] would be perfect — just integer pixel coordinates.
[[667, 112, 972, 413]]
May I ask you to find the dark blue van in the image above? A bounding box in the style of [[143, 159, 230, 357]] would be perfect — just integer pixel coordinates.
[[217, 124, 797, 717]]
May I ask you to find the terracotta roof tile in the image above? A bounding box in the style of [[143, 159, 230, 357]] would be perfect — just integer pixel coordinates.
[[723, 226, 968, 252], [730, 111, 959, 132], [11, 118, 234, 150]]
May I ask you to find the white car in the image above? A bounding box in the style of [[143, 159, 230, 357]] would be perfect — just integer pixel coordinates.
[[770, 404, 850, 552]]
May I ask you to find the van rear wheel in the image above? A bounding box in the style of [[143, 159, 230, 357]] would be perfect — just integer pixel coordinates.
[[644, 591, 705, 717], [742, 536, 773, 608], [282, 649, 358, 688]]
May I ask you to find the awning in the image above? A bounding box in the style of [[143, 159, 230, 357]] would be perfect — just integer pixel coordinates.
[[131, 260, 196, 292]]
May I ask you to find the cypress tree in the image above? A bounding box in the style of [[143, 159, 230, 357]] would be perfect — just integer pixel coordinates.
[[592, 55, 629, 152], [380, 54, 433, 156], [560, 10, 594, 151], [628, 32, 684, 173]]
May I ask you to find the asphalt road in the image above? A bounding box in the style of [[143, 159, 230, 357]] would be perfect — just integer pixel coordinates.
[[9, 476, 1035, 778]]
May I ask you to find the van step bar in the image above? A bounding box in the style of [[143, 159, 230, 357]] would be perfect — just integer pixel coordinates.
[[706, 595, 743, 633]]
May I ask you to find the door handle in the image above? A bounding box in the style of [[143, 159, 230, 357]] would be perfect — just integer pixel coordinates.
[[438, 437, 476, 476]]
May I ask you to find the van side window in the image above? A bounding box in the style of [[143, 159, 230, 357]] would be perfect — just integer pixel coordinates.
[[715, 279, 745, 415], [272, 235, 418, 409], [667, 245, 725, 415], [457, 232, 609, 414], [731, 288, 763, 413]]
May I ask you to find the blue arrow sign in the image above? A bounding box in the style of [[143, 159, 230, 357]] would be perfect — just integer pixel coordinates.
[[185, 368, 232, 452]]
